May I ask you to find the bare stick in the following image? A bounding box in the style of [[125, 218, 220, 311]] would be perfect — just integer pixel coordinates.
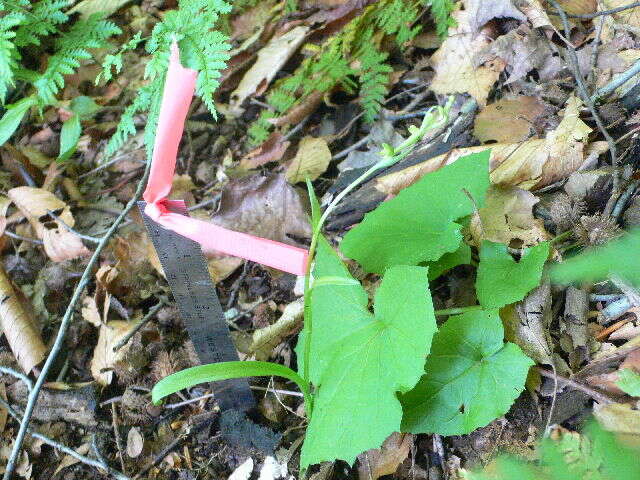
[[537, 367, 616, 405], [112, 298, 167, 352], [2, 159, 152, 480], [549, 1, 620, 205]]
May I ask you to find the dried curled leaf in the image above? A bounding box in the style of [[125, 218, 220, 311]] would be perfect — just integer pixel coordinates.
[[7, 186, 90, 262], [0, 265, 46, 373]]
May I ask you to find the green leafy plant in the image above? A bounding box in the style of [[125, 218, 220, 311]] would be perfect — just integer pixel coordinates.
[[0, 1, 120, 148], [152, 102, 536, 469], [103, 0, 231, 159], [469, 422, 640, 480], [248, 0, 456, 144]]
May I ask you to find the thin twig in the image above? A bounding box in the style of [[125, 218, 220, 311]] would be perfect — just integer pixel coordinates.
[[537, 367, 615, 404], [164, 392, 216, 409], [0, 366, 33, 391], [592, 59, 640, 101], [0, 397, 130, 480], [588, 1, 606, 88], [112, 298, 167, 352], [78, 153, 144, 179], [566, 1, 640, 19], [46, 209, 101, 244], [3, 230, 43, 245], [549, 1, 620, 208], [2, 158, 152, 480], [111, 403, 127, 475]]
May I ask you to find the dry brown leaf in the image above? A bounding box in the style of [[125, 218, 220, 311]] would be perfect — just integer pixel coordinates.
[[429, 7, 506, 106], [514, 0, 553, 28], [269, 90, 324, 128], [0, 265, 46, 373], [475, 25, 558, 83], [558, 0, 596, 15], [604, 0, 640, 28], [240, 132, 290, 170], [470, 185, 549, 246], [248, 298, 303, 360], [474, 96, 546, 143], [81, 296, 102, 328], [357, 433, 413, 480], [211, 173, 311, 246], [504, 285, 554, 365], [7, 186, 90, 262], [91, 321, 132, 386], [377, 96, 597, 194], [286, 136, 332, 184], [467, 0, 527, 32], [229, 26, 309, 115]]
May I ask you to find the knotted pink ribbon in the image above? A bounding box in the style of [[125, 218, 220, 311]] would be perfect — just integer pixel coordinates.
[[142, 43, 309, 276]]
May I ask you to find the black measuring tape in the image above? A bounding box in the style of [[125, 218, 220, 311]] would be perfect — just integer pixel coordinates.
[[138, 201, 255, 413]]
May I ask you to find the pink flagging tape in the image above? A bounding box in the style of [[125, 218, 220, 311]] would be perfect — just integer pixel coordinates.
[[142, 43, 309, 276]]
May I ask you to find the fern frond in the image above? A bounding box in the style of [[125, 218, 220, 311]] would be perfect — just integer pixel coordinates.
[[14, 0, 68, 47], [106, 0, 231, 159], [428, 0, 455, 37], [358, 46, 392, 123], [375, 0, 421, 46], [0, 11, 24, 103], [34, 13, 120, 105]]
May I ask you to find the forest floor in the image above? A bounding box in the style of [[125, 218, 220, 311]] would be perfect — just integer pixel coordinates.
[[2, 1, 640, 479]]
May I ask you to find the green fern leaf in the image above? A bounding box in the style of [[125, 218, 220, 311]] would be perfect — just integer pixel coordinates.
[[428, 0, 455, 37], [34, 13, 120, 105], [14, 0, 68, 47], [0, 11, 24, 103], [358, 46, 392, 123]]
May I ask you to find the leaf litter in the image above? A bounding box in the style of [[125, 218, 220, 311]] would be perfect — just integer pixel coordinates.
[[3, 0, 640, 479]]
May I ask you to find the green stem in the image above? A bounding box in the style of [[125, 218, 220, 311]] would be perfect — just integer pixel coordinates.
[[550, 230, 573, 244], [434, 305, 483, 316]]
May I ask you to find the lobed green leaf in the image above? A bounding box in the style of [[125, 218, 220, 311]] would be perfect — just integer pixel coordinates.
[[340, 150, 490, 274], [401, 309, 533, 435]]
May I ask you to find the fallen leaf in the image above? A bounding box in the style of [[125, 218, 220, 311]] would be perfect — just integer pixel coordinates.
[[247, 298, 303, 360], [91, 321, 133, 385], [211, 173, 311, 247], [474, 96, 546, 143], [429, 7, 506, 106], [0, 195, 10, 237], [471, 185, 549, 247], [557, 0, 596, 15], [475, 25, 559, 83], [126, 427, 144, 458], [377, 96, 601, 194], [0, 265, 46, 373], [81, 296, 102, 328], [240, 132, 290, 170], [594, 402, 640, 437], [357, 433, 413, 480], [268, 90, 324, 128], [7, 187, 90, 262], [503, 284, 554, 366], [604, 0, 640, 28], [515, 0, 553, 28], [286, 136, 332, 184], [467, 0, 527, 32], [229, 26, 310, 115]]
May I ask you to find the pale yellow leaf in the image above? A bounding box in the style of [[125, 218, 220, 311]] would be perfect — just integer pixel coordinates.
[[91, 321, 133, 386], [286, 136, 332, 184], [68, 0, 132, 19], [229, 26, 309, 115], [429, 9, 505, 106], [0, 265, 46, 373]]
